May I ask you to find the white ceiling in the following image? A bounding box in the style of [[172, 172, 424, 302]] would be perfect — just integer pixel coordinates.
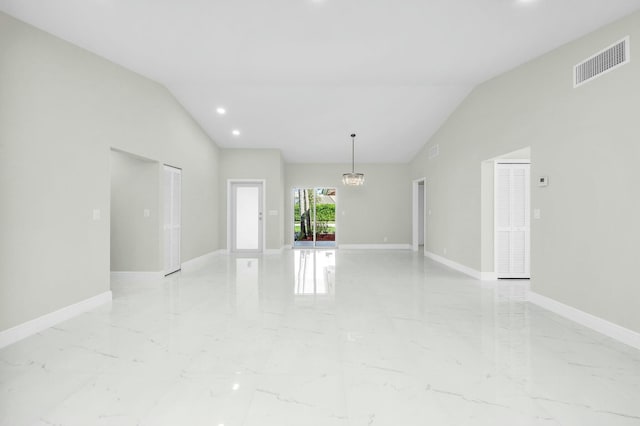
[[2, 0, 639, 163]]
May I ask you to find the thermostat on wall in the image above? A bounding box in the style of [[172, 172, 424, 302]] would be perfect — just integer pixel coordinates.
[[538, 176, 549, 187]]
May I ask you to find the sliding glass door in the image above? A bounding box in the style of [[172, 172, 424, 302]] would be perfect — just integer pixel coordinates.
[[293, 187, 336, 248]]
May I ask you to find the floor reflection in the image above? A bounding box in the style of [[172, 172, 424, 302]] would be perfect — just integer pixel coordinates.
[[482, 281, 531, 388], [5, 252, 640, 426], [235, 257, 260, 315], [294, 250, 335, 297]]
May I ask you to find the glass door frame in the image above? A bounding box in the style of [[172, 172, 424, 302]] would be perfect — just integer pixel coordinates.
[[292, 187, 337, 248]]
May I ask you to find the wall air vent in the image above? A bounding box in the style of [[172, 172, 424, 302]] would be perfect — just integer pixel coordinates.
[[574, 36, 630, 88], [428, 144, 439, 160]]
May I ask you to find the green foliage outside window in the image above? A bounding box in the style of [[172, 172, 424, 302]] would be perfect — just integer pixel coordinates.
[[294, 204, 335, 221]]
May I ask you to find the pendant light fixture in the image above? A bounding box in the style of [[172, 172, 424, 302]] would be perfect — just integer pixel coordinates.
[[342, 133, 365, 186]]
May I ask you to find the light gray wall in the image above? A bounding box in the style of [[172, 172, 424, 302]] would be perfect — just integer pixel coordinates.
[[410, 12, 640, 333], [110, 150, 161, 272], [220, 149, 285, 250], [0, 13, 220, 332], [285, 164, 412, 246]]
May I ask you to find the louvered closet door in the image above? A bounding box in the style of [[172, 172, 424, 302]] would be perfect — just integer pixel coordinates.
[[495, 163, 530, 278], [164, 165, 182, 275]]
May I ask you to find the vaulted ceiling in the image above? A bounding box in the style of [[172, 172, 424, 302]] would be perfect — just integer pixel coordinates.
[[2, 0, 639, 162]]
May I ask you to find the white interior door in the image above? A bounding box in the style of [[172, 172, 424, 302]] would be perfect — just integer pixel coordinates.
[[412, 178, 426, 252], [231, 182, 263, 252], [418, 182, 425, 246], [164, 165, 181, 275], [495, 163, 530, 278]]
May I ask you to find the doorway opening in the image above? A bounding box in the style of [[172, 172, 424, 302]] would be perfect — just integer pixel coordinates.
[[163, 165, 182, 275], [480, 147, 531, 280], [229, 180, 265, 253], [293, 187, 337, 248], [109, 149, 163, 280], [412, 178, 426, 253]]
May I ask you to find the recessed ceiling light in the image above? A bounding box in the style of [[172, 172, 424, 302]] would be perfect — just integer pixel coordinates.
[[232, 129, 241, 136], [216, 107, 226, 115]]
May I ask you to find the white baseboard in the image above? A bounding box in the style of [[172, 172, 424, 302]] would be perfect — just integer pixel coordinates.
[[480, 272, 499, 281], [180, 249, 226, 271], [339, 244, 412, 250], [0, 291, 113, 349], [110, 271, 164, 281], [214, 247, 287, 255], [265, 246, 287, 255], [424, 251, 484, 280], [424, 251, 498, 282], [528, 291, 640, 350]]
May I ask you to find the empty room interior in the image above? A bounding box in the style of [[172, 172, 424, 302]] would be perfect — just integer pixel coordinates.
[[1, 1, 639, 425]]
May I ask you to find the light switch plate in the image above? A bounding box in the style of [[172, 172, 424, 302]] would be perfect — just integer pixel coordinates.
[[533, 208, 541, 219], [92, 209, 101, 220]]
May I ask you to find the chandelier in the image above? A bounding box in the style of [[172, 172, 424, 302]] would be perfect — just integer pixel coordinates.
[[342, 133, 365, 186]]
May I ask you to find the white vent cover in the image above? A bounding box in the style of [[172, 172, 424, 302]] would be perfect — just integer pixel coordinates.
[[574, 36, 630, 87], [428, 144, 439, 160]]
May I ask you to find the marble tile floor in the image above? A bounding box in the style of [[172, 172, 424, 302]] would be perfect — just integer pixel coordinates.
[[1, 250, 639, 426]]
